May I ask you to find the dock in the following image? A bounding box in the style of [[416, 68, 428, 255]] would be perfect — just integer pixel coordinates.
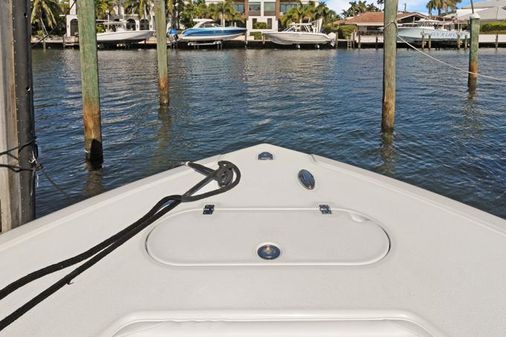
[[31, 34, 506, 50]]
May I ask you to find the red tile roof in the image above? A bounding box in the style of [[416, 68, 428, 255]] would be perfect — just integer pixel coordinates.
[[336, 11, 427, 26]]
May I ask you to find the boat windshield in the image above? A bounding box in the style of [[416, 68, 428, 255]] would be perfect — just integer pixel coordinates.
[[200, 22, 221, 28], [284, 24, 317, 33]]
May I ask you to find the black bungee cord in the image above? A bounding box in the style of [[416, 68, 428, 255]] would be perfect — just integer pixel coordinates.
[[0, 160, 241, 332]]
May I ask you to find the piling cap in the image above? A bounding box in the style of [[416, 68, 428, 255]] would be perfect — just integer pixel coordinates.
[[470, 13, 480, 19]]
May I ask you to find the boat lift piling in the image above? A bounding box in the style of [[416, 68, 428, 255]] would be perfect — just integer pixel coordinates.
[[381, 0, 397, 133], [0, 0, 36, 231], [154, 0, 169, 105], [468, 14, 480, 93], [77, 0, 103, 166]]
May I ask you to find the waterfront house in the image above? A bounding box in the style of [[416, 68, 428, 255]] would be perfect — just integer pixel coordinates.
[[65, 2, 154, 41], [65, 0, 310, 40], [204, 0, 309, 33], [337, 11, 428, 35]]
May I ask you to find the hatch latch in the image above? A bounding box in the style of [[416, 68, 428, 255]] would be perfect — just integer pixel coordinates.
[[203, 204, 215, 215], [319, 204, 332, 214]]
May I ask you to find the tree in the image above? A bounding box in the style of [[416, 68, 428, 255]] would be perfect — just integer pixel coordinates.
[[179, 0, 243, 27], [280, 1, 335, 27], [95, 0, 117, 19], [124, 0, 151, 18], [426, 0, 461, 16], [213, 0, 239, 26], [281, 1, 306, 25], [31, 0, 62, 36], [315, 1, 337, 23], [341, 1, 372, 17]]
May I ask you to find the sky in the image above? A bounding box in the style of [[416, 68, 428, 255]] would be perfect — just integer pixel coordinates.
[[326, 0, 473, 15]]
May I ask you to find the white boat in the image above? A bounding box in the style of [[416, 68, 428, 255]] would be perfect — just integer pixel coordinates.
[[97, 21, 153, 43], [263, 20, 336, 46], [1, 144, 505, 336], [177, 19, 247, 42], [397, 19, 470, 43]]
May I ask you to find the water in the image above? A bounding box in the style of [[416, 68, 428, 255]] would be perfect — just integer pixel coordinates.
[[31, 48, 506, 218]]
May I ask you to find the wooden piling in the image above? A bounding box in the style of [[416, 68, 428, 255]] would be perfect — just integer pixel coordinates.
[[375, 35, 379, 50], [0, 0, 21, 231], [468, 14, 480, 92], [421, 34, 425, 50], [358, 34, 361, 49], [464, 35, 468, 50], [382, 0, 397, 133], [77, 0, 103, 165], [13, 0, 36, 224], [428, 35, 432, 51], [457, 33, 461, 50], [495, 33, 499, 49], [0, 0, 36, 231], [154, 0, 169, 105]]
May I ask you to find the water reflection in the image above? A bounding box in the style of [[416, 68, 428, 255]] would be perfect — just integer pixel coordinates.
[[84, 164, 104, 199], [461, 98, 483, 139], [377, 133, 396, 177], [151, 104, 174, 171]]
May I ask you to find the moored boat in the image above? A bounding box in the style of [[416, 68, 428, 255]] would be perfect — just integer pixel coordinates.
[[263, 19, 336, 46], [1, 144, 505, 336], [177, 19, 247, 42], [397, 19, 469, 42], [97, 21, 153, 43]]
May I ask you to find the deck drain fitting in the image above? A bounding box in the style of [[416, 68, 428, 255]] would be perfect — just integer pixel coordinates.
[[257, 244, 281, 260]]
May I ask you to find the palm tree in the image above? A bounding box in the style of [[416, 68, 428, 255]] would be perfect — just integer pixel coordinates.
[[95, 0, 117, 19], [341, 0, 369, 18], [315, 1, 336, 23], [281, 0, 311, 25], [124, 0, 151, 18], [302, 1, 316, 22], [443, 0, 461, 14], [426, 0, 442, 16], [31, 0, 62, 36]]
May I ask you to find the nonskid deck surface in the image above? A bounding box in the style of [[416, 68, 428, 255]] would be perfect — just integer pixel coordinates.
[[0, 144, 505, 337]]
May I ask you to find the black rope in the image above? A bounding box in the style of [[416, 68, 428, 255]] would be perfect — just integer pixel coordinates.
[[0, 139, 35, 157], [0, 164, 36, 173], [0, 139, 38, 173], [0, 160, 241, 332]]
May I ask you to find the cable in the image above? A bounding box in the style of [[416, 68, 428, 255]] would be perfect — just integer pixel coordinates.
[[397, 35, 506, 82], [0, 160, 240, 332]]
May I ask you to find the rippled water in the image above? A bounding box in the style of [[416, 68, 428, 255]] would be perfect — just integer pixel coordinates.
[[32, 48, 506, 218]]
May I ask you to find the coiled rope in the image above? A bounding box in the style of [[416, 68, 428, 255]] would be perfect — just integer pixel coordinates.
[[0, 160, 241, 332]]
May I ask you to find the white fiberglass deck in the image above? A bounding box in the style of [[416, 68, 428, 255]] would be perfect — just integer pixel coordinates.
[[0, 144, 505, 337]]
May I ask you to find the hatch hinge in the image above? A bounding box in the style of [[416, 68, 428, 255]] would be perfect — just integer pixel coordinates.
[[203, 204, 215, 215], [319, 204, 332, 214]]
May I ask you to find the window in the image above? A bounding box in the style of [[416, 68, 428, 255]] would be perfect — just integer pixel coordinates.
[[140, 19, 150, 30], [234, 3, 245, 14], [126, 19, 136, 31], [267, 18, 272, 29], [280, 2, 297, 14], [249, 2, 261, 16], [264, 2, 276, 16]]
